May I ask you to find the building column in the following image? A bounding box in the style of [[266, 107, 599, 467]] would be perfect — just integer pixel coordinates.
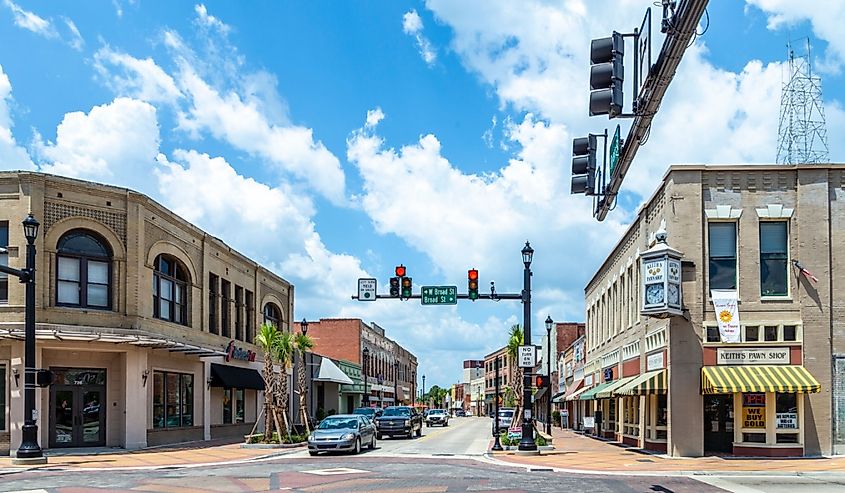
[[124, 349, 148, 449], [203, 360, 212, 441]]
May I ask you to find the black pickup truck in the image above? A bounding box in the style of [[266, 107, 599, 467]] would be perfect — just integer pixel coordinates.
[[375, 406, 423, 439]]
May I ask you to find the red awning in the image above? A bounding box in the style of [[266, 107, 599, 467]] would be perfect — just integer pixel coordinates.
[[563, 378, 585, 400]]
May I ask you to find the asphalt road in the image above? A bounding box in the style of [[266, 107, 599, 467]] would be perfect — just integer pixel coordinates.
[[1, 416, 844, 492]]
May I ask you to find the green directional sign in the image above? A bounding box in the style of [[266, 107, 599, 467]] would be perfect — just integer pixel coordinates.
[[421, 285, 458, 305], [609, 124, 621, 177]]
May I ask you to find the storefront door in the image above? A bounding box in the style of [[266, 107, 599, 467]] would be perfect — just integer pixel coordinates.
[[703, 395, 734, 453], [50, 378, 106, 448]]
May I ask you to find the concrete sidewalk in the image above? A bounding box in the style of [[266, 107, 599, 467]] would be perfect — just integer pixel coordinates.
[[490, 428, 845, 475], [0, 439, 304, 471]]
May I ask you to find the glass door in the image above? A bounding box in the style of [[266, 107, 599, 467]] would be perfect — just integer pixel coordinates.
[[704, 394, 734, 453], [50, 384, 106, 447]]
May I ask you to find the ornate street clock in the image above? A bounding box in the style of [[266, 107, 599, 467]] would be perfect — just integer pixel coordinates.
[[640, 225, 684, 318]]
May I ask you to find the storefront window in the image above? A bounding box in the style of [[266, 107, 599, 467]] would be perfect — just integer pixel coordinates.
[[223, 389, 232, 424], [236, 389, 245, 423], [743, 432, 766, 443], [153, 371, 193, 428], [783, 325, 797, 341], [764, 325, 778, 342], [656, 394, 667, 426], [776, 392, 799, 444]]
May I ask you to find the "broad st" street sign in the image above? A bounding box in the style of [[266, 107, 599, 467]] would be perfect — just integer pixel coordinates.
[[421, 285, 457, 305]]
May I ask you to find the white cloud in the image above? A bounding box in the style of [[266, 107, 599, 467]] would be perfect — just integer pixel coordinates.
[[172, 63, 346, 204], [63, 17, 84, 51], [33, 97, 161, 188], [2, 0, 57, 39], [154, 149, 367, 314], [745, 0, 845, 73], [94, 47, 182, 105], [365, 107, 385, 129], [402, 9, 437, 66], [194, 4, 230, 34], [0, 64, 34, 170]]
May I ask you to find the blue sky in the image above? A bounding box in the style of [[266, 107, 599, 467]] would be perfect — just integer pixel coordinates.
[[1, 0, 843, 388]]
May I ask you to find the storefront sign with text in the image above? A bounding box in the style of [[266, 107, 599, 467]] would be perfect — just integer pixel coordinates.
[[226, 340, 257, 362], [646, 351, 665, 371], [776, 413, 798, 429], [743, 407, 766, 428], [718, 348, 789, 365]]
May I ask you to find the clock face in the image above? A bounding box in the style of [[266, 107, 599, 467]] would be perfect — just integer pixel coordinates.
[[646, 283, 665, 305], [668, 283, 680, 305]]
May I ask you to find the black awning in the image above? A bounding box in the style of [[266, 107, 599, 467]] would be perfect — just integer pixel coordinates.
[[210, 363, 265, 390]]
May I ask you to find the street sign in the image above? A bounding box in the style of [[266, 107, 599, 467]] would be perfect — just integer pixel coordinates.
[[609, 124, 621, 177], [421, 285, 457, 305], [518, 345, 536, 368], [357, 278, 376, 301]]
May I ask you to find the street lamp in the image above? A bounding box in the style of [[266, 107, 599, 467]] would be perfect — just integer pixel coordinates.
[[362, 347, 370, 406], [11, 214, 43, 462], [545, 315, 554, 435], [422, 374, 426, 406], [518, 240, 537, 452], [300, 318, 308, 335]]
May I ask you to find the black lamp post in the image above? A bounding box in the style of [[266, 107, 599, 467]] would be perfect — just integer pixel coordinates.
[[518, 241, 537, 452], [0, 214, 44, 461], [545, 315, 554, 435], [393, 360, 399, 405], [492, 354, 503, 451], [422, 374, 426, 406], [362, 347, 370, 406]]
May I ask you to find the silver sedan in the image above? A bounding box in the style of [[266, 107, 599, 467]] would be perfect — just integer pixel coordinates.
[[308, 414, 377, 456]]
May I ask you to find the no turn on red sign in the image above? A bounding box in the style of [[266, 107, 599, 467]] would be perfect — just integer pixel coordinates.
[[518, 345, 536, 368]]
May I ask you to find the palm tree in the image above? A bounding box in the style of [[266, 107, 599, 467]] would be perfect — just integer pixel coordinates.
[[294, 332, 315, 433], [505, 324, 524, 418], [274, 331, 294, 437], [256, 322, 281, 441]]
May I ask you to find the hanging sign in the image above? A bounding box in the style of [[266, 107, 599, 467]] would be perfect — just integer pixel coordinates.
[[226, 340, 257, 362], [711, 290, 741, 343]]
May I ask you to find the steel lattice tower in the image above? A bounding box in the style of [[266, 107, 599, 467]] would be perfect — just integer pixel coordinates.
[[776, 40, 830, 164]]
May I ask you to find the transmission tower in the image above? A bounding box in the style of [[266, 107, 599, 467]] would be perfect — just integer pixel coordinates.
[[776, 39, 830, 164]]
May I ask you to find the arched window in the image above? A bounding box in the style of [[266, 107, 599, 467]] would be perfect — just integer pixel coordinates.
[[153, 254, 189, 325], [263, 303, 281, 328], [57, 230, 112, 309]]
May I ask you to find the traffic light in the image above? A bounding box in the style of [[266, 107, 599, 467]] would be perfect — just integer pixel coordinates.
[[389, 277, 400, 297], [395, 264, 406, 277], [571, 135, 597, 195], [468, 269, 479, 300], [535, 374, 550, 389], [589, 32, 624, 118], [401, 276, 412, 298]]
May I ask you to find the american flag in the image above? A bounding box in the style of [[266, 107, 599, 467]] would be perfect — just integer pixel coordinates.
[[793, 260, 819, 283]]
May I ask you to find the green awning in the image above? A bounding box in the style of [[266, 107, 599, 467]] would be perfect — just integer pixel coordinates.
[[615, 370, 667, 396], [595, 376, 637, 399], [579, 381, 614, 400]]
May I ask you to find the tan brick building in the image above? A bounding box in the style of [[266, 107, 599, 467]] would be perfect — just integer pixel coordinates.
[[0, 171, 293, 453], [294, 319, 418, 409], [581, 163, 845, 457], [483, 346, 509, 416]]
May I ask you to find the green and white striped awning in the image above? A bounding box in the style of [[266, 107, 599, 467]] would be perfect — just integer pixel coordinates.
[[578, 381, 614, 400], [595, 376, 636, 399], [614, 370, 667, 396]]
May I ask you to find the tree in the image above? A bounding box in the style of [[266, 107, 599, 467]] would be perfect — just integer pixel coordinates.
[[274, 331, 294, 437], [294, 332, 315, 433], [255, 322, 281, 441], [505, 324, 524, 418]]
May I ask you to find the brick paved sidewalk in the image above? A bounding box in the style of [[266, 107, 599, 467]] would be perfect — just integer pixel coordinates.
[[491, 428, 845, 474], [0, 439, 304, 470]]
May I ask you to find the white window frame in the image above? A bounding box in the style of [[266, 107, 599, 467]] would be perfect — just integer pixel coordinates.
[[707, 220, 740, 297], [759, 219, 791, 300]]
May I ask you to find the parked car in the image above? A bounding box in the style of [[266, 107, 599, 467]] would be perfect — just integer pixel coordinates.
[[426, 409, 450, 427], [494, 407, 515, 433], [375, 406, 423, 439], [308, 414, 376, 456], [455, 410, 466, 417]]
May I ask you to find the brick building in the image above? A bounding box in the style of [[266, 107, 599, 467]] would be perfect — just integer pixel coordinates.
[[582, 163, 844, 457], [0, 171, 293, 453], [294, 319, 417, 410], [483, 347, 509, 416], [535, 322, 585, 426]]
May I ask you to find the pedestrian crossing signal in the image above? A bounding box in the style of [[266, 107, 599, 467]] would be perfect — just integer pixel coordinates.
[[535, 375, 550, 388]]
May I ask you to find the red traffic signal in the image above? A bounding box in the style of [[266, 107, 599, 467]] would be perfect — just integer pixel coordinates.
[[395, 264, 406, 277], [468, 269, 478, 281], [535, 375, 550, 388], [468, 269, 479, 300]]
